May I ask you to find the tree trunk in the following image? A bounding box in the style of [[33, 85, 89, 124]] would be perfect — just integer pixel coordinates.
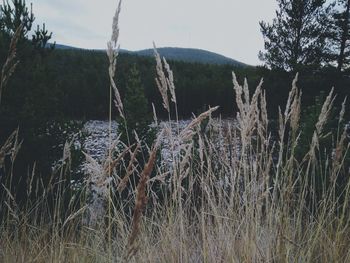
[[292, 1, 304, 71], [337, 0, 350, 71]]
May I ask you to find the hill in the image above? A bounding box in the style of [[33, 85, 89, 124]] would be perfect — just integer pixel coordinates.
[[128, 47, 248, 67], [54, 44, 248, 67], [54, 44, 79, 50]]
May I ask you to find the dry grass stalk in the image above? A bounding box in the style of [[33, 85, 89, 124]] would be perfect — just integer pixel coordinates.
[[284, 73, 299, 120], [83, 141, 132, 187], [290, 89, 302, 135], [339, 97, 347, 125], [331, 102, 349, 176], [152, 102, 158, 126], [163, 57, 176, 103], [331, 129, 347, 180], [273, 74, 301, 180], [111, 0, 121, 44], [178, 141, 194, 181], [117, 143, 141, 193], [82, 140, 133, 227], [232, 71, 264, 141], [107, 0, 124, 118], [260, 89, 268, 128], [82, 151, 112, 227], [179, 106, 219, 141], [232, 72, 245, 117], [103, 143, 134, 174], [315, 88, 335, 135], [287, 74, 302, 135], [0, 129, 20, 169], [276, 74, 300, 142], [308, 88, 336, 160], [153, 43, 170, 112], [126, 132, 163, 260]]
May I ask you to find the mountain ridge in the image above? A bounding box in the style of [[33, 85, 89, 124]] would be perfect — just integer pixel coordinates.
[[54, 44, 249, 67]]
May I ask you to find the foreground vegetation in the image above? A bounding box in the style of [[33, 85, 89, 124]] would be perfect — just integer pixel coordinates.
[[1, 71, 350, 262]]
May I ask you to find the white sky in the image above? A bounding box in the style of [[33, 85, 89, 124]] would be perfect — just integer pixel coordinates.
[[33, 0, 278, 65]]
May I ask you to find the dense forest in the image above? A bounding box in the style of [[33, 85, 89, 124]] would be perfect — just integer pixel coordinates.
[[2, 48, 350, 124]]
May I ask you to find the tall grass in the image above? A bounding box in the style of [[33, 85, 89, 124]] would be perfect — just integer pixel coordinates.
[[1, 1, 350, 262]]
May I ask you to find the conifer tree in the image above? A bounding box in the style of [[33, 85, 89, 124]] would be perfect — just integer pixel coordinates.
[[119, 64, 151, 144], [0, 0, 34, 36], [328, 0, 350, 71], [259, 0, 333, 71], [0, 0, 54, 52]]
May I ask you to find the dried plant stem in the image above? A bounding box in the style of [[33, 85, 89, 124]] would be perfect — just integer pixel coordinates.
[[125, 134, 162, 260]]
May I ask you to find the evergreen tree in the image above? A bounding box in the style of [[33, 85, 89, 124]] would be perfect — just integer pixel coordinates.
[[328, 0, 350, 71], [119, 64, 151, 144], [0, 0, 61, 202], [259, 0, 333, 71], [0, 0, 34, 37], [0, 0, 54, 59], [0, 0, 54, 124]]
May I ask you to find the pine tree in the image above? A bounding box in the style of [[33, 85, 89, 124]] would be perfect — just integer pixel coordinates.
[[119, 64, 151, 144], [259, 0, 333, 71], [0, 0, 34, 36], [328, 0, 350, 71], [0, 0, 54, 52]]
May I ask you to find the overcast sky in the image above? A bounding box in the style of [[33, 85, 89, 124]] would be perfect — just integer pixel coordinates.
[[33, 0, 278, 65]]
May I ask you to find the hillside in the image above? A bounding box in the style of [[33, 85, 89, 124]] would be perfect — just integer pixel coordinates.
[[55, 44, 79, 50], [127, 47, 248, 67], [54, 44, 248, 67]]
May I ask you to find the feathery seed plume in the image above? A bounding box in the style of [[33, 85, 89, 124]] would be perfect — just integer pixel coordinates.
[[153, 43, 170, 112], [107, 0, 124, 118]]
